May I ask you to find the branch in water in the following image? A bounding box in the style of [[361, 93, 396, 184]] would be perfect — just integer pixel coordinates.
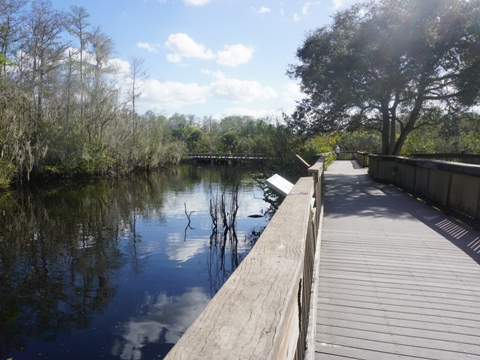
[[184, 203, 195, 229]]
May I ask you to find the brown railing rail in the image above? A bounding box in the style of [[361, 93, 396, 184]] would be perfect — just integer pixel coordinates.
[[410, 153, 480, 165], [369, 155, 480, 230], [355, 151, 370, 168], [336, 151, 356, 160], [165, 159, 325, 360]]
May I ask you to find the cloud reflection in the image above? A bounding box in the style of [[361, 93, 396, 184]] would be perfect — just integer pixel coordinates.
[[166, 233, 208, 263], [111, 287, 210, 360]]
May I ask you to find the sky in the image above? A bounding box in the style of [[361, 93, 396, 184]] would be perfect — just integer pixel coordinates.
[[50, 0, 362, 119]]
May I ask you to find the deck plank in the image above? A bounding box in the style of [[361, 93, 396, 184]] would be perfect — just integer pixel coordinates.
[[315, 160, 480, 359]]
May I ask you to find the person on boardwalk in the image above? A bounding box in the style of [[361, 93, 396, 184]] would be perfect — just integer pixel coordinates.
[[334, 145, 340, 159]]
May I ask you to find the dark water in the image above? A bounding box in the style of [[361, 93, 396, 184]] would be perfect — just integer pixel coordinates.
[[0, 165, 273, 360]]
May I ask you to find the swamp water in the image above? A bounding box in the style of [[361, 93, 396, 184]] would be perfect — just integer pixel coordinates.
[[0, 165, 274, 360]]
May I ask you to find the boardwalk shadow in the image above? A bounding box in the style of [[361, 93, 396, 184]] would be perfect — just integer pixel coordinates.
[[324, 169, 480, 265]]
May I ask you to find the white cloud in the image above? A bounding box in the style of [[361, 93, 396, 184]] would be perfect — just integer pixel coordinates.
[[282, 83, 303, 104], [219, 83, 303, 119], [218, 83, 303, 119], [123, 66, 280, 114], [108, 58, 131, 76], [333, 0, 344, 9], [332, 0, 361, 9], [217, 44, 255, 67], [302, 2, 320, 15], [61, 48, 131, 78], [250, 6, 271, 15], [165, 33, 215, 63], [210, 78, 277, 103], [165, 33, 254, 67], [166, 233, 207, 262], [132, 75, 278, 114], [201, 69, 226, 79], [293, 2, 320, 20], [214, 83, 304, 121], [112, 288, 210, 359], [138, 79, 209, 111], [219, 107, 279, 119], [136, 41, 159, 53], [183, 0, 209, 5]]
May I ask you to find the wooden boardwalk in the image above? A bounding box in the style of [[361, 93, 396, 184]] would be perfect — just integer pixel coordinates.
[[315, 160, 480, 359], [187, 152, 267, 161]]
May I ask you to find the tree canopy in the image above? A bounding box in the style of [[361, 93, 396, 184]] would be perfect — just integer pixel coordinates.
[[288, 0, 480, 155]]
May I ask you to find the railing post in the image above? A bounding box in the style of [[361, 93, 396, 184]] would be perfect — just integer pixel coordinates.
[[308, 157, 325, 238], [304, 157, 325, 360]]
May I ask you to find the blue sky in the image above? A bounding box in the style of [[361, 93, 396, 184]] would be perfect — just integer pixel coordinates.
[[50, 0, 361, 119]]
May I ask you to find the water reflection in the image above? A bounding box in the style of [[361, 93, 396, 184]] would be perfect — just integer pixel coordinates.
[[166, 233, 206, 263], [0, 165, 272, 360], [111, 287, 209, 360]]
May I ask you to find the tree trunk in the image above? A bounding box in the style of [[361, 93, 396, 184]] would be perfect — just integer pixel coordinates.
[[393, 96, 423, 155], [389, 113, 396, 155], [381, 101, 390, 155]]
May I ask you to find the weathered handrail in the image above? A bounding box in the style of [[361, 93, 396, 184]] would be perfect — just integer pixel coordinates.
[[337, 151, 356, 160], [369, 155, 480, 230], [355, 151, 370, 167], [410, 153, 480, 165], [165, 160, 325, 360]]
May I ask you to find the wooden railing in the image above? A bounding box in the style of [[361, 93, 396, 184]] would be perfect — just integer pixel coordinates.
[[336, 151, 357, 160], [355, 151, 370, 168], [410, 153, 480, 165], [187, 152, 267, 160], [369, 155, 480, 230], [165, 159, 325, 360], [350, 151, 480, 168]]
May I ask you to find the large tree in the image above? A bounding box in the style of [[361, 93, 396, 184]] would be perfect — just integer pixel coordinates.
[[288, 0, 480, 155]]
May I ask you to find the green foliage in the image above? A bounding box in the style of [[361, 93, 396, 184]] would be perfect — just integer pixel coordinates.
[[175, 115, 309, 174], [337, 132, 381, 153], [402, 113, 480, 155], [0, 53, 14, 67], [0, 158, 15, 189], [298, 134, 338, 164], [323, 152, 336, 169], [221, 132, 237, 153]]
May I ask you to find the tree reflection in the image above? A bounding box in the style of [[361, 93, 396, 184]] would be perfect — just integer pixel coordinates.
[[0, 168, 179, 358], [206, 166, 275, 296], [0, 164, 272, 359], [0, 186, 123, 357]]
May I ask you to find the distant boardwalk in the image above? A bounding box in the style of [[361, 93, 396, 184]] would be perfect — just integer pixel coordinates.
[[187, 153, 267, 162], [315, 160, 480, 359]]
